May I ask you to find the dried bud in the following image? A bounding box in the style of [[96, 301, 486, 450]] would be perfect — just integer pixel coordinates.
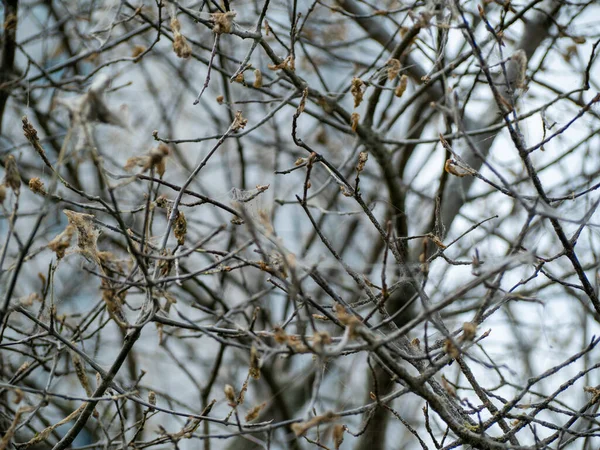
[[340, 185, 353, 197], [224, 384, 236, 404], [356, 151, 368, 173], [148, 391, 156, 411], [4, 155, 21, 194], [216, 95, 224, 104], [234, 73, 245, 84]]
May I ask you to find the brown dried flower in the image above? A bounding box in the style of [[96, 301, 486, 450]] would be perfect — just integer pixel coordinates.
[[245, 402, 266, 422], [350, 78, 364, 108], [131, 45, 146, 59], [356, 151, 368, 173], [232, 110, 248, 131], [212, 11, 236, 34], [224, 384, 236, 405], [124, 144, 170, 176], [394, 74, 408, 97], [171, 18, 192, 58], [29, 177, 46, 195], [462, 322, 477, 341], [253, 69, 263, 88], [48, 224, 75, 259], [173, 210, 187, 245], [249, 346, 261, 380], [387, 58, 401, 81], [268, 55, 294, 71], [350, 112, 360, 132]]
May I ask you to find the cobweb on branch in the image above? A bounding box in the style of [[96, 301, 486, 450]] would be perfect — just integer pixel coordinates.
[[229, 185, 270, 223]]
